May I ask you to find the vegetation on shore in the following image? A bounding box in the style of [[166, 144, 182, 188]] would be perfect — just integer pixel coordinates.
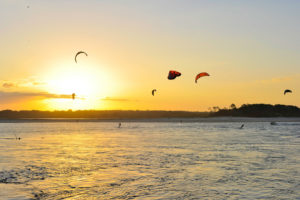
[[0, 104, 299, 119], [212, 104, 300, 117], [0, 110, 209, 119]]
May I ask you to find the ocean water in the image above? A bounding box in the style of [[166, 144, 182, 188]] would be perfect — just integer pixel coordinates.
[[0, 121, 299, 200]]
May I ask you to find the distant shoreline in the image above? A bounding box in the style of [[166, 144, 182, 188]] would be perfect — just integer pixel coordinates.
[[1, 104, 300, 121], [1, 117, 300, 123]]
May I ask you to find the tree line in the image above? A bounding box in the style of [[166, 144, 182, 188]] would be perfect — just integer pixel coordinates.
[[212, 104, 300, 117], [0, 104, 299, 119]]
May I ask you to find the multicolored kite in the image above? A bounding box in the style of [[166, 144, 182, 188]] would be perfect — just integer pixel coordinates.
[[168, 70, 181, 80]]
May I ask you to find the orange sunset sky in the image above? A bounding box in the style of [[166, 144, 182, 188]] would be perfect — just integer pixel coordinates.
[[0, 0, 300, 111]]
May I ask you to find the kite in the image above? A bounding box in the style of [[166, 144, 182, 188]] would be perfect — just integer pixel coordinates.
[[284, 89, 292, 95], [152, 89, 157, 96], [75, 51, 88, 63], [195, 72, 209, 83], [168, 70, 181, 80]]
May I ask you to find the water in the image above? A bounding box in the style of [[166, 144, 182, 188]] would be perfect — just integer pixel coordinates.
[[0, 121, 299, 199]]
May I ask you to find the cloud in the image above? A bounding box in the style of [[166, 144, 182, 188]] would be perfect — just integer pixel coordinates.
[[1, 77, 48, 89], [37, 93, 73, 99], [101, 97, 130, 102], [2, 82, 15, 88], [253, 74, 300, 85], [18, 79, 47, 87], [258, 77, 293, 84], [0, 91, 74, 103], [32, 81, 47, 86]]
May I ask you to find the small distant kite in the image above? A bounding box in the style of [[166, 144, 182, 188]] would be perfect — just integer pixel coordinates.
[[75, 51, 88, 63], [152, 89, 157, 96], [284, 89, 292, 95], [168, 70, 181, 80], [72, 93, 76, 100], [195, 72, 209, 83]]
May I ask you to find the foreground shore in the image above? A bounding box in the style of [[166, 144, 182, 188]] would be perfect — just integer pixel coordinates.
[[1, 117, 300, 123]]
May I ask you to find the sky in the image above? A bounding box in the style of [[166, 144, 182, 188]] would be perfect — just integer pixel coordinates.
[[0, 0, 300, 111]]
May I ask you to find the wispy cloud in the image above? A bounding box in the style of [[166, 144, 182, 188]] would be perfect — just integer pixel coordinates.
[[32, 81, 46, 86], [101, 97, 130, 102], [2, 82, 15, 88], [0, 91, 74, 103], [254, 74, 300, 85], [1, 77, 47, 89]]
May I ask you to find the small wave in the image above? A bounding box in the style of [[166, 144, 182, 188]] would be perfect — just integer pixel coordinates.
[[0, 165, 48, 184], [278, 123, 300, 126]]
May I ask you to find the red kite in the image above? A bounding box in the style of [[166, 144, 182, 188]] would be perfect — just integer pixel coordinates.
[[168, 70, 181, 80], [195, 72, 209, 83]]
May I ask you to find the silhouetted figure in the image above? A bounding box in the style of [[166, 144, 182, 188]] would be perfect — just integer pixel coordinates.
[[118, 123, 121, 128], [239, 124, 244, 129], [72, 93, 76, 100], [14, 134, 21, 140]]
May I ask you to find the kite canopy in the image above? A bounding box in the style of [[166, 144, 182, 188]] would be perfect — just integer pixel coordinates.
[[75, 51, 88, 63], [168, 70, 181, 80], [152, 89, 157, 96], [284, 89, 292, 95], [195, 72, 209, 83]]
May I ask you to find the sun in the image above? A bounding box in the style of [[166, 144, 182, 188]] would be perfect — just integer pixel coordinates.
[[49, 70, 98, 98], [42, 62, 114, 110]]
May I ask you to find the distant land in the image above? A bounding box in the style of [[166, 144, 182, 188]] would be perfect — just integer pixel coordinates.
[[213, 104, 300, 118], [0, 104, 300, 120]]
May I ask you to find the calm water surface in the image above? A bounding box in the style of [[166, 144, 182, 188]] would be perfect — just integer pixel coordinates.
[[0, 121, 299, 199]]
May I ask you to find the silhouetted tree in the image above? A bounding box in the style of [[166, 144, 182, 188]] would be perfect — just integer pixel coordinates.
[[230, 103, 236, 110], [212, 103, 300, 117], [212, 106, 220, 112]]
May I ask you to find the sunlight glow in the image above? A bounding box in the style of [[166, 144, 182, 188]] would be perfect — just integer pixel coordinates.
[[43, 62, 115, 110]]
